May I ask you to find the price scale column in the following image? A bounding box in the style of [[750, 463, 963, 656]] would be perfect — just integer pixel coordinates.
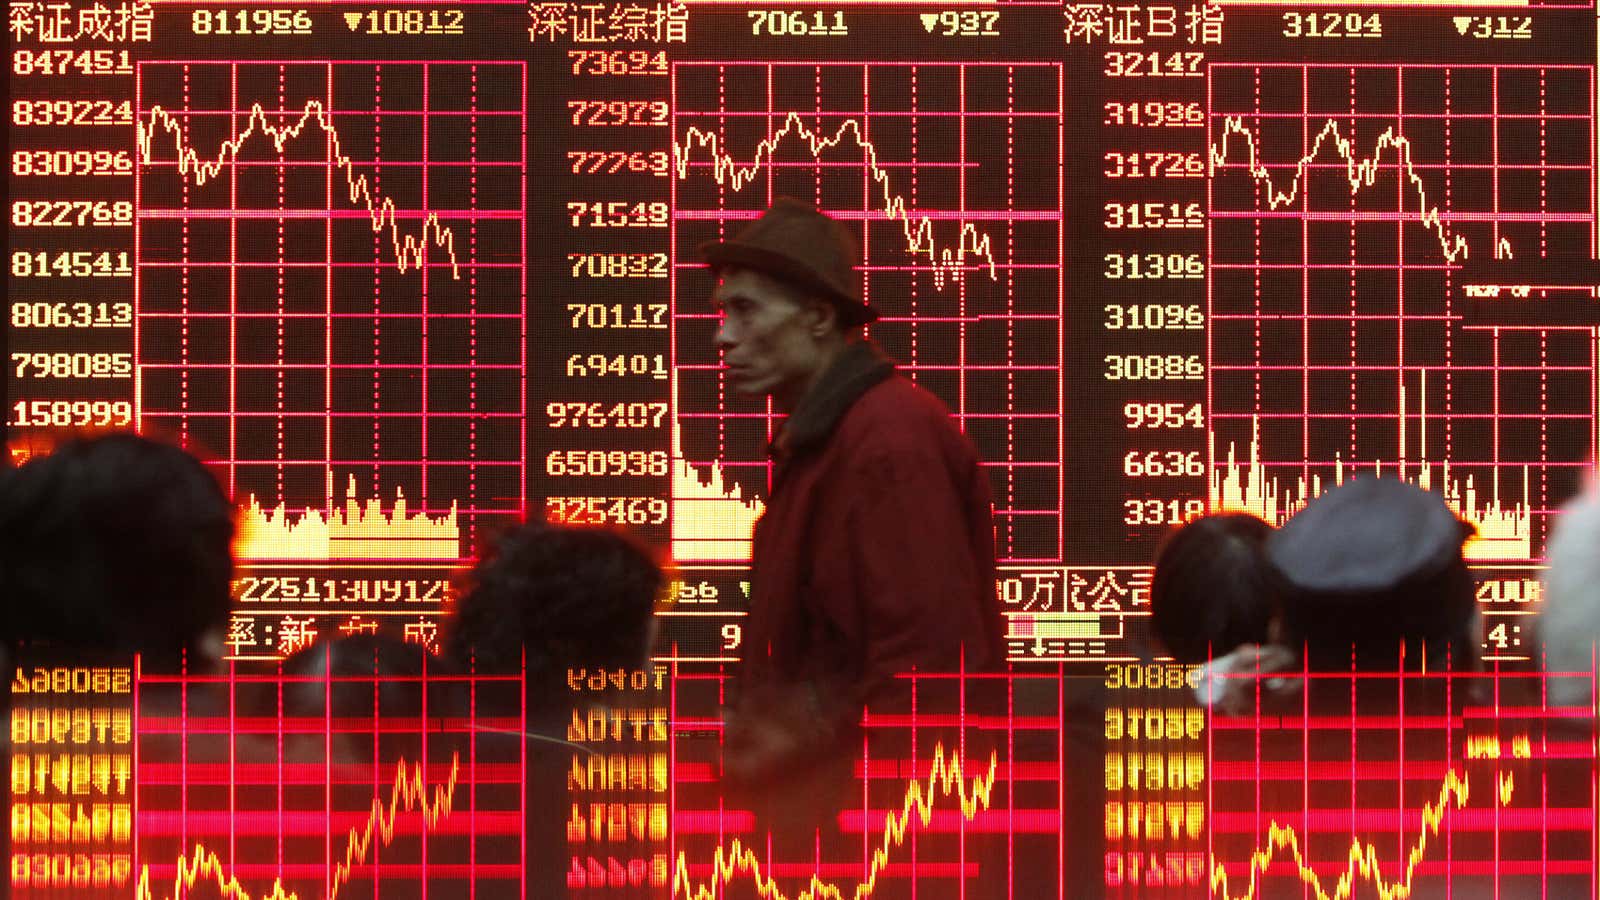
[[535, 29, 677, 545], [6, 9, 144, 455], [1067, 5, 1216, 564]]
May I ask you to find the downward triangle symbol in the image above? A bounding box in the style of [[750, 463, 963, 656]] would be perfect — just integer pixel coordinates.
[[1453, 16, 1473, 35], [344, 12, 363, 31], [920, 13, 939, 32]]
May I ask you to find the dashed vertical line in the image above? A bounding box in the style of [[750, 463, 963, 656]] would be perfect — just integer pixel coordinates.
[[182, 65, 192, 447], [468, 66, 479, 548], [1349, 67, 1360, 458], [372, 66, 384, 500], [420, 63, 432, 517], [1445, 69, 1455, 460], [326, 64, 335, 514], [1540, 69, 1551, 537], [278, 65, 288, 502], [910, 68, 920, 370], [1005, 66, 1016, 553], [861, 64, 870, 313], [1253, 68, 1263, 419]]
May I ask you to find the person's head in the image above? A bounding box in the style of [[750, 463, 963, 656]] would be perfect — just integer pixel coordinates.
[[1150, 512, 1279, 664], [1269, 477, 1478, 672], [446, 522, 663, 686], [1541, 480, 1600, 707], [0, 433, 234, 664], [702, 198, 879, 411], [712, 266, 848, 408]]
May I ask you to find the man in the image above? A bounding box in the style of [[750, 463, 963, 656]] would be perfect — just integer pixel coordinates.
[[704, 197, 1004, 786]]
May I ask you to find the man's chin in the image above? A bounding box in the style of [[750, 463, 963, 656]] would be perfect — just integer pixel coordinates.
[[727, 375, 771, 397]]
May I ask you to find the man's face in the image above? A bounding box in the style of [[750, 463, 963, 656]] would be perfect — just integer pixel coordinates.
[[712, 268, 829, 402]]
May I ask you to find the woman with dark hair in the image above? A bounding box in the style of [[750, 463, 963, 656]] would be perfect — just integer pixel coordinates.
[[1149, 511, 1296, 714], [1150, 511, 1280, 664], [0, 433, 234, 665], [444, 520, 663, 689], [444, 521, 664, 900]]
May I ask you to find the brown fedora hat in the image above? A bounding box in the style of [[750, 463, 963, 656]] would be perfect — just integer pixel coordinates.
[[699, 197, 880, 327]]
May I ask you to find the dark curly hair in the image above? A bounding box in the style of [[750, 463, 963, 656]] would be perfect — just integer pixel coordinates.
[[446, 522, 663, 683], [0, 433, 234, 662], [1150, 512, 1279, 664]]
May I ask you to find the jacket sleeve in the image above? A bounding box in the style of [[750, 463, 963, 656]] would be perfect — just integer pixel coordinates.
[[840, 442, 995, 708]]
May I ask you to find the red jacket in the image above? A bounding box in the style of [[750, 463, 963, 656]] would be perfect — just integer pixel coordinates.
[[732, 342, 1003, 743]]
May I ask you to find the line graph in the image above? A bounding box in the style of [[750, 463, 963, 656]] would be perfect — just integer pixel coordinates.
[[132, 660, 524, 900], [136, 61, 526, 564], [669, 669, 1064, 900], [676, 111, 999, 287], [135, 753, 460, 900], [673, 744, 997, 900], [671, 61, 1065, 564], [1207, 64, 1595, 558], [1208, 767, 1497, 900], [1209, 116, 1513, 263], [1206, 671, 1595, 899], [139, 99, 460, 277]]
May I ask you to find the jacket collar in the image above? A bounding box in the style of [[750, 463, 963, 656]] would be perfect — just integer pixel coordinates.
[[774, 340, 895, 459]]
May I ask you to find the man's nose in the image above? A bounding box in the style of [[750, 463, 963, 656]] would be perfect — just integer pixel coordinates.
[[714, 319, 736, 349]]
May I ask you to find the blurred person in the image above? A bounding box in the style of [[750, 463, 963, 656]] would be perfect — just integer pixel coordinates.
[[444, 520, 664, 900], [444, 520, 663, 696], [273, 632, 451, 771], [1193, 477, 1481, 721], [1541, 477, 1600, 707], [1530, 480, 1600, 900], [1268, 476, 1479, 673], [0, 432, 234, 667], [1151, 511, 1282, 664], [703, 197, 1004, 788], [1149, 511, 1297, 715], [1064, 514, 1281, 898], [0, 431, 235, 898], [1204, 480, 1533, 900]]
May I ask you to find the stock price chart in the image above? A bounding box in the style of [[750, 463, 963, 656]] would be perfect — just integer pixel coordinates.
[[7, 0, 1600, 897]]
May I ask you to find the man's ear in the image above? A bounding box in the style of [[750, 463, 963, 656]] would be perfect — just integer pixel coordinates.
[[807, 296, 839, 338]]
